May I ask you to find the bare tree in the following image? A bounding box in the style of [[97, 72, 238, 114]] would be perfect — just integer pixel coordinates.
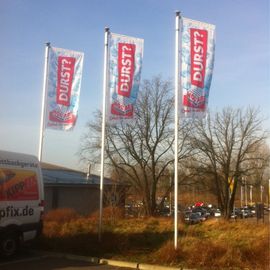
[[243, 142, 270, 186], [103, 183, 126, 224], [189, 107, 269, 218], [80, 76, 192, 216]]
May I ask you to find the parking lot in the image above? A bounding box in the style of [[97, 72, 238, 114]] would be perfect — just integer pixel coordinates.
[[0, 249, 135, 270], [182, 203, 269, 225]]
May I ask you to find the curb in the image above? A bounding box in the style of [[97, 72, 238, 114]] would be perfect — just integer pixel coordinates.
[[138, 263, 181, 270], [100, 258, 138, 269], [33, 250, 193, 270], [34, 250, 100, 264]]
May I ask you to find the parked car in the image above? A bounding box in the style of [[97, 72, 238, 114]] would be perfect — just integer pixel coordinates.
[[214, 209, 221, 217], [185, 212, 204, 224], [230, 210, 238, 219], [231, 207, 253, 219], [247, 206, 256, 216], [157, 206, 171, 217], [233, 208, 244, 218], [192, 207, 209, 219], [243, 208, 254, 218]]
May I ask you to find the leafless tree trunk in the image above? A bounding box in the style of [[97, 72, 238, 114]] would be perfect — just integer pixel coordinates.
[[103, 183, 126, 224]]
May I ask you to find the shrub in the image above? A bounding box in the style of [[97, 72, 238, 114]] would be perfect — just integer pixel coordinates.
[[150, 240, 184, 266], [42, 221, 62, 238], [90, 206, 125, 225], [44, 208, 79, 223]]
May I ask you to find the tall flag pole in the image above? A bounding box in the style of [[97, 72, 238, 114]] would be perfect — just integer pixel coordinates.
[[99, 29, 144, 240], [268, 179, 270, 208], [174, 11, 180, 250], [38, 42, 50, 162], [175, 12, 216, 249], [38, 43, 84, 161], [99, 28, 144, 239], [99, 27, 110, 241]]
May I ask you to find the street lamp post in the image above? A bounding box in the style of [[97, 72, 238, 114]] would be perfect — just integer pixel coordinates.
[[260, 185, 264, 203], [245, 178, 248, 207], [249, 185, 253, 205], [240, 185, 243, 208]]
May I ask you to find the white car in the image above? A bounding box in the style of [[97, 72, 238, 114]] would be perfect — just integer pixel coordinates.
[[214, 209, 221, 217]]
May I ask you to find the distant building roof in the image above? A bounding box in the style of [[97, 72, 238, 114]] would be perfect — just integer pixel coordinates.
[[41, 162, 129, 187], [42, 168, 115, 186], [41, 162, 85, 173]]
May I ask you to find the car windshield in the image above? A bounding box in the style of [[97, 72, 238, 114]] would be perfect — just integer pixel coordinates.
[[190, 213, 200, 218]]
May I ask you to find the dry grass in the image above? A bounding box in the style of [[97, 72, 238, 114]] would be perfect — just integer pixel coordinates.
[[90, 206, 125, 225], [151, 219, 269, 269], [38, 208, 270, 269], [43, 208, 79, 223]]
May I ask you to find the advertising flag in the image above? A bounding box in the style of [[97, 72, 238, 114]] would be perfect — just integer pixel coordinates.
[[108, 33, 144, 122], [46, 47, 84, 130], [180, 17, 215, 118]]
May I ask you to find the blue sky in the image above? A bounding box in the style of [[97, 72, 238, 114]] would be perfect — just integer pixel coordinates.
[[0, 0, 269, 171]]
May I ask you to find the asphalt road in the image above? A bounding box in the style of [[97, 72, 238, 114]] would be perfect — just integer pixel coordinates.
[[0, 249, 134, 270]]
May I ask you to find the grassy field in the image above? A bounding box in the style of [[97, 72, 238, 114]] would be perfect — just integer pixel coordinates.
[[36, 208, 269, 270]]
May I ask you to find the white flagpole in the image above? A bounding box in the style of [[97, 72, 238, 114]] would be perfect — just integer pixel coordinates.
[[240, 185, 243, 208], [38, 42, 50, 162], [174, 11, 180, 250], [99, 27, 110, 241]]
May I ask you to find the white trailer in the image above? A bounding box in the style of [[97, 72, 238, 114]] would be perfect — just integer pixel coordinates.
[[0, 150, 44, 256]]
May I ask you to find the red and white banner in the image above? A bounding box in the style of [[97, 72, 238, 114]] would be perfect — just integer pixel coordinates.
[[180, 17, 215, 118], [108, 33, 144, 122], [46, 47, 84, 130]]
